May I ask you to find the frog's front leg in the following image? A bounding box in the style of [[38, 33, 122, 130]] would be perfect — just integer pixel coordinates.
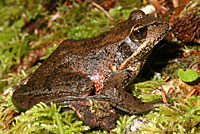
[[102, 70, 162, 114]]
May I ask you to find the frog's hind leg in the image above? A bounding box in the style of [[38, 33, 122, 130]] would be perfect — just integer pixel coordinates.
[[13, 71, 96, 110], [40, 70, 97, 106]]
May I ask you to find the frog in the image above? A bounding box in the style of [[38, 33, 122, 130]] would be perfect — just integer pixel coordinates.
[[12, 10, 169, 130]]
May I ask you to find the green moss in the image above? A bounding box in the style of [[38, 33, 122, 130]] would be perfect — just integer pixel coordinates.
[[10, 103, 90, 134], [142, 96, 200, 133], [112, 115, 137, 134], [51, 3, 131, 40], [0, 34, 31, 90], [117, 0, 143, 9], [0, 0, 47, 90]]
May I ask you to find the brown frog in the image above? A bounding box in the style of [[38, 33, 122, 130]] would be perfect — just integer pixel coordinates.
[[12, 10, 169, 130]]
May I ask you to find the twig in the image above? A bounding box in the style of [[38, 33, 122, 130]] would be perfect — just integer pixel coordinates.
[[91, 2, 113, 21], [187, 61, 199, 69], [157, 81, 168, 104]]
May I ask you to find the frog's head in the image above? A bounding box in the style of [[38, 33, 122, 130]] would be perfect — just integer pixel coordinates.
[[113, 10, 169, 73]]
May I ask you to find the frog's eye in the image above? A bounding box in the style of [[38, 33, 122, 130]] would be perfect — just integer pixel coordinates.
[[131, 26, 147, 40], [136, 28, 145, 34]]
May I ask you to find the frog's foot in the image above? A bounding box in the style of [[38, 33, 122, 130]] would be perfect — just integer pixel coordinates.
[[71, 99, 117, 130]]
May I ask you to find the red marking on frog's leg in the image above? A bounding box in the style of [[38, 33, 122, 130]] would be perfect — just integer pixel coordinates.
[[89, 72, 105, 94]]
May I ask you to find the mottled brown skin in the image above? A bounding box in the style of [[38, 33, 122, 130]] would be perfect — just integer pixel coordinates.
[[12, 10, 169, 129]]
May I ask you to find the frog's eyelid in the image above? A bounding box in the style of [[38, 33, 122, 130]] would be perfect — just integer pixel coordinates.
[[131, 24, 145, 32]]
